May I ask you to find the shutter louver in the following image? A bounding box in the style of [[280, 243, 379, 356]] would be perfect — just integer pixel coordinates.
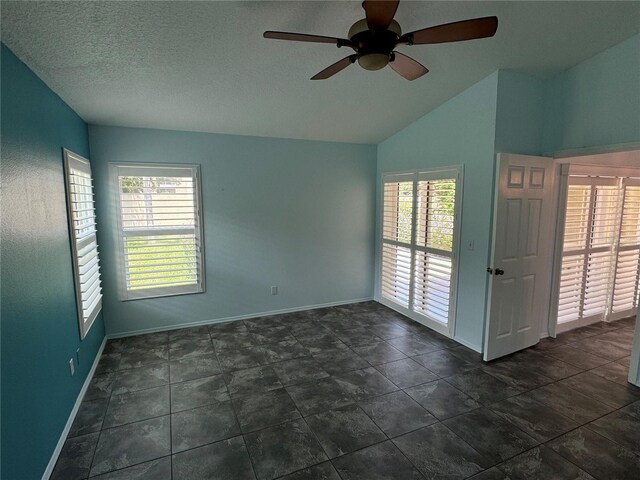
[[413, 251, 452, 323], [416, 179, 455, 251], [381, 244, 412, 307], [612, 249, 640, 313], [612, 185, 640, 315], [383, 181, 413, 244], [619, 186, 640, 246], [590, 185, 619, 248], [562, 185, 591, 251], [583, 250, 615, 318], [114, 165, 205, 300], [557, 254, 585, 324], [63, 150, 102, 338]]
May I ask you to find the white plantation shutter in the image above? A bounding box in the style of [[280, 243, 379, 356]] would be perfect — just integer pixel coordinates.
[[413, 177, 456, 324], [380, 168, 462, 334], [612, 182, 640, 317], [557, 175, 640, 328], [584, 184, 620, 318], [113, 164, 205, 300], [382, 178, 414, 307], [557, 184, 592, 323], [63, 150, 102, 338]]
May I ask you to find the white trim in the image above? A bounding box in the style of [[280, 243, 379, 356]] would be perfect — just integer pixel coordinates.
[[42, 337, 107, 480], [564, 164, 640, 178], [106, 297, 374, 338], [549, 166, 640, 334], [378, 297, 449, 337], [629, 315, 640, 386], [547, 163, 566, 338], [110, 162, 206, 301], [548, 142, 640, 159], [63, 149, 102, 339], [548, 155, 640, 338], [555, 315, 603, 334], [378, 165, 464, 339]]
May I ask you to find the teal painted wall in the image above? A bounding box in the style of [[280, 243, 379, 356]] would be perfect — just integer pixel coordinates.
[[89, 125, 377, 335], [375, 33, 640, 352], [376, 72, 499, 351], [541, 34, 640, 382], [495, 70, 544, 155], [542, 33, 640, 153], [1, 44, 106, 480]]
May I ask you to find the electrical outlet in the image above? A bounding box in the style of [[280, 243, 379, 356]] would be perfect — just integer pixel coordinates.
[[467, 239, 475, 251], [69, 358, 75, 376], [271, 286, 278, 295]]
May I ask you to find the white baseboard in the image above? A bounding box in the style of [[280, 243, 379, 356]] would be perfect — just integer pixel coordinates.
[[42, 337, 107, 480], [107, 297, 374, 339]]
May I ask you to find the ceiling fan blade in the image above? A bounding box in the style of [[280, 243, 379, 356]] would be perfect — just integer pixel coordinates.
[[389, 52, 428, 80], [400, 16, 498, 45], [362, 0, 400, 28], [311, 55, 357, 80], [264, 31, 351, 46]]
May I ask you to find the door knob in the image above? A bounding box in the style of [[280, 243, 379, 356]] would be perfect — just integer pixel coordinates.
[[494, 268, 505, 275], [486, 267, 493, 274]]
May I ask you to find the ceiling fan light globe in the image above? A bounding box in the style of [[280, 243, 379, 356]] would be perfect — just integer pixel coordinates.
[[348, 19, 369, 39], [388, 20, 402, 37], [358, 53, 389, 71]]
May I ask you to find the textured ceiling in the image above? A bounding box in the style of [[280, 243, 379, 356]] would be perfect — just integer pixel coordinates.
[[2, 1, 639, 144]]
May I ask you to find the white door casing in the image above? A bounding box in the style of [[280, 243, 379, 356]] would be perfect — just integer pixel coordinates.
[[379, 167, 463, 337], [484, 154, 556, 361], [549, 162, 640, 336]]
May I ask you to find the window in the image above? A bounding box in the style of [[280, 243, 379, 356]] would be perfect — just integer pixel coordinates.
[[557, 175, 640, 329], [63, 149, 102, 338], [112, 163, 205, 300], [380, 167, 462, 335]]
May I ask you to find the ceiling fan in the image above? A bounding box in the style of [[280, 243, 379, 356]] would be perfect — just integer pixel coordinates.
[[264, 0, 498, 80]]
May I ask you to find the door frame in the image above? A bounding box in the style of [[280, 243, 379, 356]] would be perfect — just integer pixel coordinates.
[[483, 153, 557, 360], [377, 165, 464, 338], [547, 148, 640, 387], [546, 150, 640, 337]]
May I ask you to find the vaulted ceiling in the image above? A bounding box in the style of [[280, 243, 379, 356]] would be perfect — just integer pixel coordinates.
[[2, 1, 639, 143]]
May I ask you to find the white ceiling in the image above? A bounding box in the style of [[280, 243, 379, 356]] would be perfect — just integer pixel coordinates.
[[2, 1, 639, 144]]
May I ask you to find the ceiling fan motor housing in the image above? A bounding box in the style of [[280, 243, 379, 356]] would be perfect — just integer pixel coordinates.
[[348, 19, 401, 70]]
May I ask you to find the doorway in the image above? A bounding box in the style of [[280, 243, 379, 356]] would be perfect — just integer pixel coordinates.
[[554, 170, 640, 334], [483, 150, 640, 386]]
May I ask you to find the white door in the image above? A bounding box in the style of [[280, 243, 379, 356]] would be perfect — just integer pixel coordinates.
[[484, 154, 556, 361]]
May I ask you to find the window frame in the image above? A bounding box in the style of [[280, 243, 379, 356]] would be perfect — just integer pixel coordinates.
[[556, 173, 640, 330], [111, 162, 206, 301], [378, 165, 464, 337], [63, 149, 102, 339]]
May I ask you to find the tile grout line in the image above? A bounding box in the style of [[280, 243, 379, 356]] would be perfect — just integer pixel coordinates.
[[211, 324, 261, 480], [68, 308, 636, 479]]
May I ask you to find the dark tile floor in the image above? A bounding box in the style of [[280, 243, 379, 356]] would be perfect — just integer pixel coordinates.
[[52, 302, 640, 480]]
